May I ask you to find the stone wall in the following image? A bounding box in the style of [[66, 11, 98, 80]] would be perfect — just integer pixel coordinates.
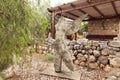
[[68, 39, 120, 70], [88, 18, 120, 35]]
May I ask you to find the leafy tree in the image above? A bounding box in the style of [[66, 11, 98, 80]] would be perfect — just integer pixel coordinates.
[[0, 0, 50, 71], [30, 0, 51, 42]]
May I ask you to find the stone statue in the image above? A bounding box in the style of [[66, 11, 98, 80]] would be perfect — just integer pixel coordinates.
[[46, 14, 88, 73]]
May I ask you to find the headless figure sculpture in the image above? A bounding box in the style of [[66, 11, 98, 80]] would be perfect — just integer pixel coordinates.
[[47, 14, 88, 73]]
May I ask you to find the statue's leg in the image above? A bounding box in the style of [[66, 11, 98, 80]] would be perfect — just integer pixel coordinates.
[[54, 51, 62, 73], [62, 51, 74, 71]]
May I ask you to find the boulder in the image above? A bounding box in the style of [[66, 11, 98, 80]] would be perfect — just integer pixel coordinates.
[[98, 56, 109, 65]]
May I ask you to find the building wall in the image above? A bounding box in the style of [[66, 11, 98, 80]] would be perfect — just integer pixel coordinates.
[[88, 18, 120, 35]]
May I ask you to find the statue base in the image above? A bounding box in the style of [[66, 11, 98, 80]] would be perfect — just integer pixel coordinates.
[[40, 66, 80, 80]]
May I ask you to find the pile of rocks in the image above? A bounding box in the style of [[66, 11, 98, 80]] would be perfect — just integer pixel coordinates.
[[68, 39, 112, 70], [29, 43, 53, 54]]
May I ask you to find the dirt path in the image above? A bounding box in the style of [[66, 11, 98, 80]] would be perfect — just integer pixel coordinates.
[[2, 53, 106, 80]]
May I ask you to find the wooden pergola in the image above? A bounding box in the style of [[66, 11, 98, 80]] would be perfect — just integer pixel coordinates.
[[48, 0, 120, 39]]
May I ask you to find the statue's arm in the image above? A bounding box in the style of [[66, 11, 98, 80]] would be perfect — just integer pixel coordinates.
[[66, 14, 88, 35]]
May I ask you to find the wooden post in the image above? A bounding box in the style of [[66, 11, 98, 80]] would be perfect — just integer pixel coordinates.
[[118, 22, 120, 40], [75, 33, 77, 40], [51, 12, 56, 39]]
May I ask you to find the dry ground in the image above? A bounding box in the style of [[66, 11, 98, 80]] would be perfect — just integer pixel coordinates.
[[1, 53, 109, 80]]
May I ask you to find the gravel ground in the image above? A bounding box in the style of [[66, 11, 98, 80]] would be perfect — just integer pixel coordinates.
[[2, 54, 107, 80]]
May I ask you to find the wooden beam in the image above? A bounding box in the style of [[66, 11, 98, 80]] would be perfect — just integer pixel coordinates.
[[111, 1, 118, 15], [51, 12, 56, 39], [92, 6, 105, 16], [78, 9, 94, 18], [57, 14, 75, 20], [83, 14, 120, 21], [58, 5, 79, 18], [67, 12, 79, 17], [71, 3, 94, 18], [55, 0, 116, 14]]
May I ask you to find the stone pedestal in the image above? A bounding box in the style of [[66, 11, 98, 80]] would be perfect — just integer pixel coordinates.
[[40, 66, 80, 80]]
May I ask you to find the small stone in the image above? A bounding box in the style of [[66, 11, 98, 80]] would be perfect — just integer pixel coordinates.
[[79, 45, 84, 50], [77, 38, 88, 45], [91, 46, 96, 50], [100, 64, 105, 68], [101, 48, 110, 56], [88, 49, 93, 55], [98, 56, 109, 65], [99, 41, 108, 49], [103, 65, 111, 72], [88, 62, 98, 69], [77, 54, 83, 59], [74, 45, 80, 50], [79, 62, 86, 67], [77, 54, 84, 62], [88, 55, 96, 62], [84, 54, 88, 59], [81, 50, 86, 55], [77, 50, 81, 53], [77, 54, 87, 62], [96, 46, 101, 51], [69, 45, 74, 50], [92, 41, 99, 47], [84, 45, 91, 50], [109, 57, 120, 67], [73, 50, 78, 56], [74, 60, 79, 65], [93, 50, 100, 57]]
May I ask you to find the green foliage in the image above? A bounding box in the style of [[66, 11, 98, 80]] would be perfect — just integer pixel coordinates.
[[80, 21, 88, 31], [0, 0, 50, 71], [31, 0, 50, 41]]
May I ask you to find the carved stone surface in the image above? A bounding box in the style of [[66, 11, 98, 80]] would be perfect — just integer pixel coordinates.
[[47, 14, 88, 72]]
